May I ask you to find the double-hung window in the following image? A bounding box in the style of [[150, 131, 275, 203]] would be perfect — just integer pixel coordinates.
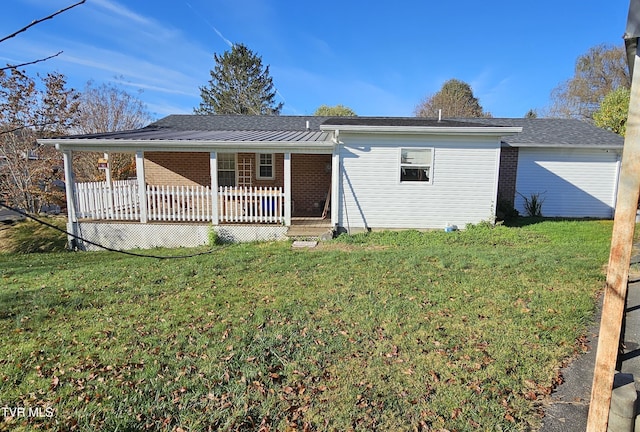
[[257, 153, 275, 180], [400, 148, 433, 183], [217, 153, 236, 187]]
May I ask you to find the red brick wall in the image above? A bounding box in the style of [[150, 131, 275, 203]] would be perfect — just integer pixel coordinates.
[[497, 146, 519, 206], [144, 151, 331, 217], [145, 152, 210, 186], [292, 154, 332, 217], [237, 153, 285, 188]]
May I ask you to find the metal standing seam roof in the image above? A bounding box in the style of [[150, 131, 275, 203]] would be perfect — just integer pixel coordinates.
[[48, 115, 334, 144], [65, 128, 333, 143]]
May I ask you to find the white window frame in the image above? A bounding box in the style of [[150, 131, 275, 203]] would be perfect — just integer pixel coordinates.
[[256, 153, 275, 180], [399, 147, 433, 184], [218, 153, 237, 187]]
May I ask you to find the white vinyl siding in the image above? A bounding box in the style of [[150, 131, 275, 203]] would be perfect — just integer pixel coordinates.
[[515, 148, 620, 218], [337, 134, 501, 230]]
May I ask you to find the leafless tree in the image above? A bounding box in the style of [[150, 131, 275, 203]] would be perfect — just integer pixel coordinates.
[[414, 79, 491, 118], [0, 70, 80, 212], [547, 44, 630, 121], [72, 81, 154, 182], [0, 1, 86, 71]]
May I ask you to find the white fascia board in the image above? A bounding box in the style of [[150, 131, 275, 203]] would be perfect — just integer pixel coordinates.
[[39, 139, 335, 154], [504, 142, 623, 150], [319, 125, 523, 136]]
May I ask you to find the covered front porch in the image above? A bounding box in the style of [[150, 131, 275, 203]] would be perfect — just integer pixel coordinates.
[[62, 150, 334, 248]]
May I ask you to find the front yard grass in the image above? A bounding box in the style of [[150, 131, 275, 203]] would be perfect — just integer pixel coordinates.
[[0, 220, 612, 431]]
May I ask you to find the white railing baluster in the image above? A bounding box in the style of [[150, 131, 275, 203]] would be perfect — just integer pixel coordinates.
[[74, 180, 286, 224], [148, 185, 153, 221]]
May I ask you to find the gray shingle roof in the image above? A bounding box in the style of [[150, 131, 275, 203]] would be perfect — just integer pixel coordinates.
[[149, 114, 332, 132], [321, 116, 500, 128], [455, 118, 624, 148]]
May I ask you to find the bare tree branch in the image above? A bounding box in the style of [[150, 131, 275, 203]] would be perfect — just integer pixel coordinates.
[[1, 52, 63, 72], [0, 0, 86, 44], [0, 122, 60, 136], [0, 1, 85, 71]]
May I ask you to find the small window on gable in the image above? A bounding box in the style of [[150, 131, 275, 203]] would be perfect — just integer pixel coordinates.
[[257, 153, 275, 180], [400, 148, 433, 183]]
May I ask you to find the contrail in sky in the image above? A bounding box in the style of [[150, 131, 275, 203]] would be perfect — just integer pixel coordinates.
[[183, 0, 287, 111], [184, 1, 233, 47]]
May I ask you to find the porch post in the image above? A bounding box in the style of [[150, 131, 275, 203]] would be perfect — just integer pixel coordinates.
[[62, 149, 78, 249], [135, 150, 147, 223], [210, 151, 219, 224], [104, 152, 114, 219], [284, 152, 292, 226], [104, 152, 112, 185]]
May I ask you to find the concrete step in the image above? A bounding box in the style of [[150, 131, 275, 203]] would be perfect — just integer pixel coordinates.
[[286, 226, 333, 240]]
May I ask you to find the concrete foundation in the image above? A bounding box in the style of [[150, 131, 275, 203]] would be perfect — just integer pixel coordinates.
[[73, 222, 287, 251]]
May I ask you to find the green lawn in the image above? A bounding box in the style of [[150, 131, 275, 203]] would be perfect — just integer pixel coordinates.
[[0, 220, 612, 431]]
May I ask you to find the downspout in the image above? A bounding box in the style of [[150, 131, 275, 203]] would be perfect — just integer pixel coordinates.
[[490, 142, 503, 224], [331, 130, 341, 230], [611, 151, 622, 219]]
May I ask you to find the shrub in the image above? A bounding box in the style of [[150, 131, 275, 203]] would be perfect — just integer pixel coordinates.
[[518, 191, 546, 217], [208, 226, 221, 246], [496, 198, 519, 221]]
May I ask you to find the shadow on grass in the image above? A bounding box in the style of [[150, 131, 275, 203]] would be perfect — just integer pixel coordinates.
[[502, 216, 607, 228], [0, 284, 103, 323], [1, 218, 68, 254]]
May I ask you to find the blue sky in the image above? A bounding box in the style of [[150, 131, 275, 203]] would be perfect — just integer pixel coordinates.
[[0, 0, 631, 121]]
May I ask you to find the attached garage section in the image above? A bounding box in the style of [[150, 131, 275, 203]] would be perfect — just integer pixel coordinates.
[[514, 147, 620, 218]]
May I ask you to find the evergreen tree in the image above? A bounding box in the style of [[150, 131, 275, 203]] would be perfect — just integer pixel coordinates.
[[195, 44, 283, 115]]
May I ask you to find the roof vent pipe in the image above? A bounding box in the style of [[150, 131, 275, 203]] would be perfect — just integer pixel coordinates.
[[306, 120, 310, 131], [438, 109, 442, 122]]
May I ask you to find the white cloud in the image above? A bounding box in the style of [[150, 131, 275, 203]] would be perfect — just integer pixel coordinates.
[[90, 0, 154, 26]]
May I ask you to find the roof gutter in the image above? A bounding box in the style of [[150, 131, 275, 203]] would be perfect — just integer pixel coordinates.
[[319, 125, 522, 136], [38, 138, 336, 153], [502, 142, 623, 150]]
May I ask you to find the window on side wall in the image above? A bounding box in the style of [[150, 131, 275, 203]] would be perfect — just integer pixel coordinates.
[[256, 153, 275, 180], [400, 148, 433, 183]]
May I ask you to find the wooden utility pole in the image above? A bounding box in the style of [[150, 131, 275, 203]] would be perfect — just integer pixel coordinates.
[[586, 1, 640, 430]]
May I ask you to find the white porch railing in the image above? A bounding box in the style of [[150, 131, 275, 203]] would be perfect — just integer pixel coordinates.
[[146, 185, 212, 222], [218, 186, 284, 224], [74, 182, 284, 224], [75, 180, 139, 220]]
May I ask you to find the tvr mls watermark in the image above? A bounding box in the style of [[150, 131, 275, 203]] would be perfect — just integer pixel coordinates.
[[2, 406, 55, 418]]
